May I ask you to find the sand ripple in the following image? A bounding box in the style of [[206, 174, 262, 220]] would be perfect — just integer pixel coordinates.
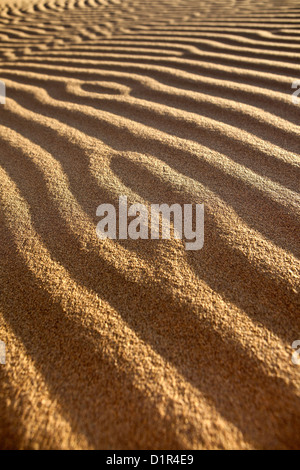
[[0, 0, 299, 450]]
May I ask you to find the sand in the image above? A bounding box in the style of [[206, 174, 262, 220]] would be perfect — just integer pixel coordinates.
[[0, 0, 299, 450]]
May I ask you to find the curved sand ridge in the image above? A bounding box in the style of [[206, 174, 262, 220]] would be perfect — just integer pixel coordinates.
[[0, 0, 299, 450]]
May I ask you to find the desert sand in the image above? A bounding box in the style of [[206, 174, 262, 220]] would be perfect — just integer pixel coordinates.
[[0, 0, 299, 450]]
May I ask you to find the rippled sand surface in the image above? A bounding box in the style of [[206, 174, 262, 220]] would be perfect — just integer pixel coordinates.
[[0, 0, 299, 450]]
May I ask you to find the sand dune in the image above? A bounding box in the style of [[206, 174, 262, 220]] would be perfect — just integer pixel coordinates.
[[0, 0, 299, 450]]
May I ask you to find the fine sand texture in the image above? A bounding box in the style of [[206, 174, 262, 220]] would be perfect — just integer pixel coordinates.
[[0, 0, 299, 450]]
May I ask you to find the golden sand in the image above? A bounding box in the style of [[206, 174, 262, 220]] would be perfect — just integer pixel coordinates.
[[0, 0, 299, 450]]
